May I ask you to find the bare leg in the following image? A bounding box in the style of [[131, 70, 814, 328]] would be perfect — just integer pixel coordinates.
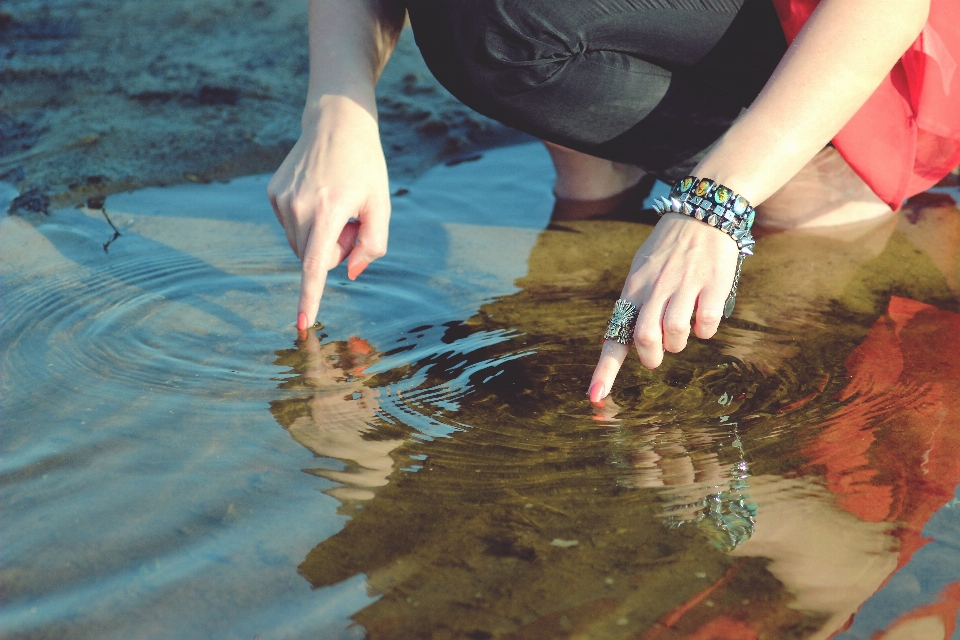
[[543, 141, 644, 200], [544, 142, 893, 230], [757, 146, 894, 229]]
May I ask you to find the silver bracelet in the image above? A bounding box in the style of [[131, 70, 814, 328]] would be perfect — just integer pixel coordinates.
[[652, 177, 757, 318]]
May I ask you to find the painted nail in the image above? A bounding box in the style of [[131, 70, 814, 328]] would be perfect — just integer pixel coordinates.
[[348, 258, 370, 281], [589, 381, 606, 404], [297, 312, 307, 331]]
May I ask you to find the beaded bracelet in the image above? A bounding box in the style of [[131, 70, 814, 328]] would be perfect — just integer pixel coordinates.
[[652, 177, 756, 318]]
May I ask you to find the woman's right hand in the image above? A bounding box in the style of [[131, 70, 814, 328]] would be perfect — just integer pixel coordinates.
[[268, 95, 391, 331], [589, 213, 740, 402]]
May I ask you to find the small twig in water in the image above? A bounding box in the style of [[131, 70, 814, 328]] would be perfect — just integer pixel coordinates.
[[101, 208, 121, 253]]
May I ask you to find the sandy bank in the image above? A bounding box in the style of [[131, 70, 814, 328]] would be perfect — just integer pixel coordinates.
[[0, 0, 528, 213]]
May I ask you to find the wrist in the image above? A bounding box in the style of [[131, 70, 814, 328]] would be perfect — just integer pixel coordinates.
[[654, 176, 757, 256], [690, 131, 810, 207], [302, 93, 378, 130]]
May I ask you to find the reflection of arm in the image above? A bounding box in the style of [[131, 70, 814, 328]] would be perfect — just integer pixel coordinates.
[[280, 335, 403, 501], [694, 0, 929, 204], [730, 476, 898, 640], [733, 299, 960, 640]]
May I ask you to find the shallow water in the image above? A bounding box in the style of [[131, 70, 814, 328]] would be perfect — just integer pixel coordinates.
[[2, 145, 959, 640]]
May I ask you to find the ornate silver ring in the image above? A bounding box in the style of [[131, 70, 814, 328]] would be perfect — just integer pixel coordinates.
[[603, 299, 639, 345]]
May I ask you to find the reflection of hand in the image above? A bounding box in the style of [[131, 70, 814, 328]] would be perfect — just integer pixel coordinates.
[[589, 213, 738, 400], [597, 401, 738, 523], [622, 428, 727, 496], [267, 96, 391, 330], [296, 329, 378, 390], [615, 423, 755, 550], [283, 329, 402, 501]]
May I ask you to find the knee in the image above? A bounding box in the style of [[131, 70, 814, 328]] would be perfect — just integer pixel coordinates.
[[477, 2, 581, 92], [411, 1, 580, 100]]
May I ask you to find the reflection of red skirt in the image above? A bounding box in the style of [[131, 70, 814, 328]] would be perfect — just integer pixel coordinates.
[[805, 296, 960, 637], [774, 1, 960, 208], [646, 297, 960, 639], [807, 297, 960, 571]]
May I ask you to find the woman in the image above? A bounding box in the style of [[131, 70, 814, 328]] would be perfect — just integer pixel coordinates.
[[267, 0, 959, 403]]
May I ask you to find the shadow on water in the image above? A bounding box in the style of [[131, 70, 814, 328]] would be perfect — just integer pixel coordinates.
[[269, 183, 960, 639], [2, 146, 959, 639]]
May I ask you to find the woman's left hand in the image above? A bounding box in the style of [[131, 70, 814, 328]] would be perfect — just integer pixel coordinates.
[[586, 0, 929, 404], [588, 213, 739, 402]]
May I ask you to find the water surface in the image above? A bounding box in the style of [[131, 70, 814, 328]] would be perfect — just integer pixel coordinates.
[[2, 145, 959, 639]]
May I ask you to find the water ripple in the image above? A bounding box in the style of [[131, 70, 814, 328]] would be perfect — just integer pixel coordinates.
[[2, 225, 292, 400]]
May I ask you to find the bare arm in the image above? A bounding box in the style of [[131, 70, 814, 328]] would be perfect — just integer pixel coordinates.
[[302, 0, 404, 120], [590, 0, 929, 401], [268, 0, 406, 331], [696, 0, 929, 202]]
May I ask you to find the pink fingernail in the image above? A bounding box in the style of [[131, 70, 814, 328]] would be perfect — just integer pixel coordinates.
[[589, 382, 606, 404], [297, 312, 307, 331], [348, 258, 370, 281]]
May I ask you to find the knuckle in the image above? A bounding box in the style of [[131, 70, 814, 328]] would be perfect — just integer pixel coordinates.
[[596, 365, 618, 382], [664, 319, 689, 336], [624, 271, 651, 293], [695, 323, 718, 340], [698, 310, 722, 326], [361, 237, 388, 259], [664, 338, 687, 354], [301, 253, 326, 276], [274, 193, 294, 216], [634, 329, 660, 348], [697, 314, 720, 329], [289, 196, 309, 218]]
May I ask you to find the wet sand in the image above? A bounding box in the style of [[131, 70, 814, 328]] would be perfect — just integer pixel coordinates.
[[0, 1, 527, 212]]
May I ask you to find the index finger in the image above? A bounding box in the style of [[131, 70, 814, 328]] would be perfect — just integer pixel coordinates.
[[297, 231, 334, 331], [589, 339, 631, 403], [296, 213, 364, 331]]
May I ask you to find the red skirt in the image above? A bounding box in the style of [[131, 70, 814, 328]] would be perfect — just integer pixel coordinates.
[[773, 0, 960, 209]]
